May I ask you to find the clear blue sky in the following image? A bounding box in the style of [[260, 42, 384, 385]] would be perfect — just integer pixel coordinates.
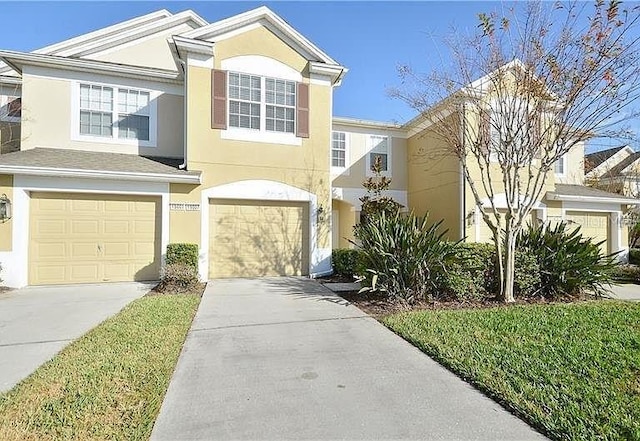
[[0, 1, 637, 151], [0, 1, 498, 124]]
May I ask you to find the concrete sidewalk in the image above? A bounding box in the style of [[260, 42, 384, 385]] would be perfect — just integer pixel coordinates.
[[151, 277, 545, 440], [609, 283, 640, 301], [0, 282, 150, 392]]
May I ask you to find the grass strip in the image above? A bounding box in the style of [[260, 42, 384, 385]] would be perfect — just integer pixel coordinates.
[[0, 293, 200, 441], [382, 301, 640, 441]]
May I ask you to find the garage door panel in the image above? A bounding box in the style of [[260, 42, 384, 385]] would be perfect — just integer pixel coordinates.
[[70, 242, 99, 259], [209, 199, 309, 278], [71, 219, 100, 235], [29, 192, 161, 285], [566, 211, 609, 254]]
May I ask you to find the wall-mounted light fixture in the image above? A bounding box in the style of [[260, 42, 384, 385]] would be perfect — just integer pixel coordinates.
[[0, 194, 11, 221]]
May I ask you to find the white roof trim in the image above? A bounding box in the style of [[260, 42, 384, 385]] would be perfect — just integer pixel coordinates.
[[34, 10, 173, 56], [0, 50, 182, 83], [172, 36, 215, 56], [546, 191, 639, 205], [0, 165, 201, 184], [332, 116, 404, 131], [183, 6, 339, 66]]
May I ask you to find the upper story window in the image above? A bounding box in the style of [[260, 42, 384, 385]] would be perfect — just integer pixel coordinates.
[[332, 132, 347, 168], [75, 82, 155, 146], [554, 154, 566, 175], [227, 72, 296, 134], [367, 135, 391, 176], [228, 73, 261, 130]]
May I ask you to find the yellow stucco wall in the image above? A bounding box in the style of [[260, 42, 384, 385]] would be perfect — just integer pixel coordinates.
[[331, 128, 407, 191], [0, 174, 13, 251], [90, 23, 196, 71], [20, 72, 184, 158], [171, 25, 333, 252], [332, 199, 356, 249], [407, 123, 461, 240]]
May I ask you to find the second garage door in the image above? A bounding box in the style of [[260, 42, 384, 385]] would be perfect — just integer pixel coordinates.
[[565, 211, 610, 254], [29, 192, 161, 285], [209, 199, 309, 278]]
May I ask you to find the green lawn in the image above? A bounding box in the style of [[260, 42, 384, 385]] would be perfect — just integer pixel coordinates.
[[383, 301, 640, 441], [0, 293, 200, 441]]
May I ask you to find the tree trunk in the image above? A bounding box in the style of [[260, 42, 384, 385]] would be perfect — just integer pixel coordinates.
[[493, 229, 506, 300], [502, 227, 517, 303]]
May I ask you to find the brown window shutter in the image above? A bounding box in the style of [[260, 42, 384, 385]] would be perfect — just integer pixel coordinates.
[[211, 69, 227, 130], [296, 82, 309, 138]]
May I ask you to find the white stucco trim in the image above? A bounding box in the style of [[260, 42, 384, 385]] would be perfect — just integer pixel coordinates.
[[332, 187, 408, 212], [0, 166, 200, 184], [0, 175, 169, 288], [200, 180, 331, 280], [221, 55, 302, 82]]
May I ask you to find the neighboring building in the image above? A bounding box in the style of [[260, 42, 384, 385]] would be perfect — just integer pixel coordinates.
[[0, 6, 635, 287], [585, 146, 640, 198]]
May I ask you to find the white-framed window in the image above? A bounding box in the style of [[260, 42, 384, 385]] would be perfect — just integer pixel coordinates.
[[332, 131, 347, 168], [117, 89, 150, 140], [366, 135, 391, 176], [227, 71, 296, 134], [73, 81, 156, 147], [228, 72, 261, 130], [265, 78, 296, 133], [80, 84, 113, 137], [554, 154, 566, 175]]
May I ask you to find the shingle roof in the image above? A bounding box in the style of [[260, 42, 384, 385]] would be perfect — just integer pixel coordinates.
[[601, 152, 640, 178], [0, 148, 200, 178], [584, 145, 627, 173], [552, 183, 636, 201]]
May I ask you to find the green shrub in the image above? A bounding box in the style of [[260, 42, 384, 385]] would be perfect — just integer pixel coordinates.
[[158, 263, 199, 293], [612, 264, 640, 284], [166, 243, 199, 270], [355, 211, 458, 304], [629, 248, 640, 265], [439, 243, 495, 301], [518, 222, 618, 298], [438, 243, 540, 301], [332, 249, 361, 278]]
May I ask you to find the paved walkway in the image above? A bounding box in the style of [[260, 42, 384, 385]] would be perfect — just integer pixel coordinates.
[[0, 282, 149, 392], [609, 283, 640, 301], [152, 278, 545, 440]]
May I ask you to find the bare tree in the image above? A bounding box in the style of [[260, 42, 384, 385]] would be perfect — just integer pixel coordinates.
[[392, 1, 640, 302]]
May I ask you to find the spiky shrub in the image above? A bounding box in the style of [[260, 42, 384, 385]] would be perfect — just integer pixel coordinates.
[[354, 211, 457, 304], [517, 222, 618, 299]]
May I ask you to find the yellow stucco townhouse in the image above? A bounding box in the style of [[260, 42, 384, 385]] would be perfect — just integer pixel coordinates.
[[0, 6, 635, 288]]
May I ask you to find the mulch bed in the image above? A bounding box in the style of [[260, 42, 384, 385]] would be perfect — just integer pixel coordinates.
[[146, 282, 207, 297], [338, 290, 584, 317]]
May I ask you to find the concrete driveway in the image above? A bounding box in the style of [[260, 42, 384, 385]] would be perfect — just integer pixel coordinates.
[[151, 278, 545, 440], [0, 282, 150, 393]]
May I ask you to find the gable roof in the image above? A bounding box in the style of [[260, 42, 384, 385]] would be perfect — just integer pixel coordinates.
[[0, 50, 181, 83], [584, 145, 630, 173], [183, 6, 339, 66], [0, 148, 200, 183], [0, 9, 208, 75], [548, 184, 638, 204], [602, 151, 640, 178]]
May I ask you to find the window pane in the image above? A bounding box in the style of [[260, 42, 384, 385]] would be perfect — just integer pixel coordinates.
[[229, 115, 239, 127], [118, 114, 149, 140], [370, 153, 388, 171], [285, 121, 294, 133], [266, 119, 274, 131]]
